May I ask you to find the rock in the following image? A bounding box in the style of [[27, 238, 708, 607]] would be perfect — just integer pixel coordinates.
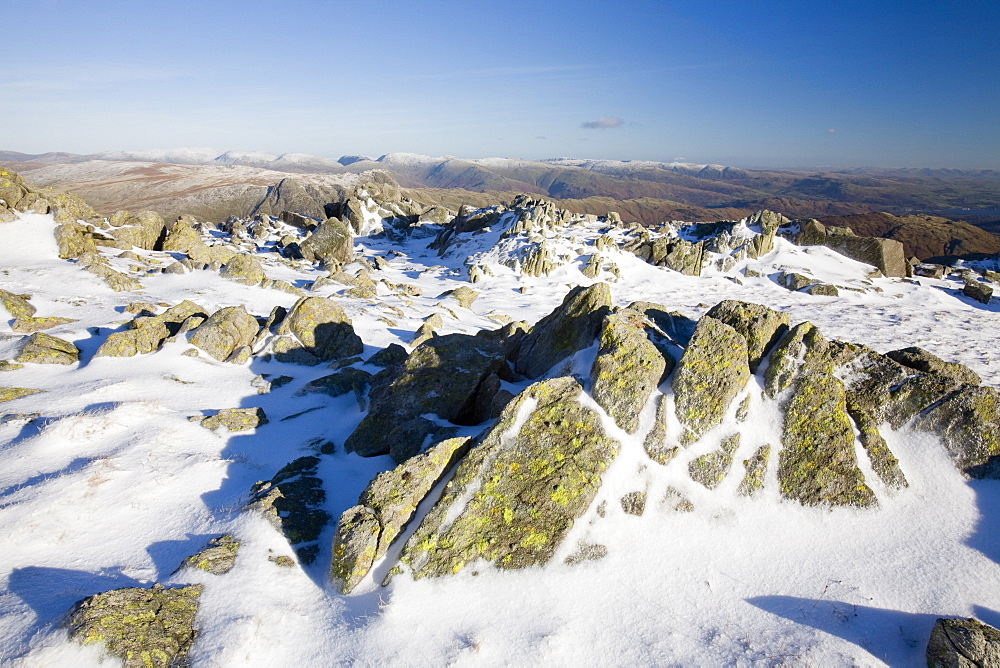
[[297, 368, 371, 405], [346, 333, 505, 462], [200, 407, 268, 431], [108, 210, 167, 251], [778, 271, 813, 291], [825, 234, 907, 279], [0, 387, 43, 402], [219, 253, 266, 286], [643, 395, 677, 465], [248, 456, 331, 564], [188, 305, 260, 362], [620, 491, 647, 516], [330, 437, 470, 593], [738, 444, 770, 496], [300, 217, 354, 266], [661, 238, 707, 276], [279, 210, 316, 230], [672, 315, 750, 443], [96, 300, 207, 358], [805, 283, 839, 296], [764, 322, 816, 398], [399, 377, 619, 578], [886, 347, 981, 385], [177, 535, 239, 575], [963, 279, 993, 304], [914, 263, 945, 279], [11, 316, 76, 333], [705, 300, 789, 372], [54, 221, 99, 259], [514, 282, 612, 378], [689, 434, 741, 489], [367, 343, 408, 368], [14, 332, 79, 365], [275, 296, 364, 364], [439, 285, 479, 309], [161, 220, 215, 264], [0, 289, 36, 318], [66, 583, 202, 668], [564, 542, 608, 565], [589, 309, 667, 433], [915, 385, 1000, 478], [0, 361, 24, 372], [926, 617, 1000, 667]]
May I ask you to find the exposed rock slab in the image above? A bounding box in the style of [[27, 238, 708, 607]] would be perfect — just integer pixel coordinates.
[[178, 534, 240, 575], [927, 617, 1000, 667], [15, 331, 79, 365], [248, 456, 331, 564], [188, 305, 260, 362], [705, 300, 789, 372], [274, 296, 364, 364]]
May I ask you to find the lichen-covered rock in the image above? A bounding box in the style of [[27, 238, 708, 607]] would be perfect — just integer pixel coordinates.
[[620, 491, 647, 516], [14, 331, 79, 365], [161, 219, 220, 265], [915, 385, 1000, 478], [672, 315, 750, 443], [11, 316, 76, 333], [297, 368, 371, 406], [764, 322, 816, 398], [108, 210, 167, 251], [852, 410, 907, 489], [178, 535, 240, 575], [775, 327, 876, 507], [778, 271, 813, 291], [689, 434, 740, 489], [54, 221, 99, 259], [188, 305, 260, 362], [887, 346, 981, 385], [661, 238, 707, 276], [249, 456, 331, 564], [738, 444, 770, 496], [200, 407, 268, 431], [275, 296, 364, 364], [0, 289, 36, 319], [66, 583, 202, 668], [439, 285, 479, 309], [399, 377, 619, 578], [926, 617, 1000, 667], [705, 300, 789, 372], [0, 386, 43, 402], [367, 343, 408, 368], [300, 217, 354, 266], [96, 300, 207, 358], [643, 395, 677, 465], [330, 437, 470, 593], [590, 310, 667, 433], [346, 333, 504, 462], [514, 282, 612, 379], [219, 253, 265, 286]]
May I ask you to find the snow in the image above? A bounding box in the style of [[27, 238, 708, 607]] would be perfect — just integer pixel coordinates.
[[1, 208, 999, 666]]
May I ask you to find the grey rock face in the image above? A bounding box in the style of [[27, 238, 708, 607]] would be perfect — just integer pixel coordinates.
[[514, 282, 612, 378], [590, 309, 667, 433], [66, 583, 203, 668], [300, 217, 354, 266], [188, 305, 260, 362], [249, 456, 331, 564], [345, 333, 505, 462], [887, 346, 981, 385], [927, 617, 1000, 667], [672, 315, 750, 444], [399, 377, 618, 578], [915, 385, 1000, 478], [705, 300, 789, 372]]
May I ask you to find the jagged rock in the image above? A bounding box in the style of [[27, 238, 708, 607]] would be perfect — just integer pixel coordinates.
[[778, 271, 813, 291], [66, 583, 203, 668], [661, 238, 708, 276], [367, 343, 408, 368], [581, 254, 602, 278], [248, 456, 330, 564], [773, 326, 876, 507], [963, 279, 993, 304], [620, 491, 647, 516], [689, 434, 741, 489], [11, 316, 76, 333], [927, 617, 1000, 667], [0, 387, 43, 402], [515, 282, 612, 379], [188, 306, 260, 362], [54, 221, 99, 259], [330, 437, 470, 593], [345, 333, 505, 462], [200, 407, 268, 431], [108, 210, 167, 251], [915, 385, 1000, 478], [161, 219, 223, 265], [806, 283, 839, 296], [745, 210, 784, 258], [738, 444, 770, 496], [764, 322, 816, 398], [297, 368, 371, 406], [672, 316, 750, 444], [15, 332, 79, 365], [0, 289, 36, 318], [887, 347, 980, 385], [219, 253, 266, 286], [178, 535, 240, 575], [520, 240, 558, 277], [439, 285, 479, 309], [96, 300, 207, 357], [300, 217, 354, 266], [590, 309, 667, 433], [825, 233, 907, 279], [852, 410, 907, 489], [274, 296, 363, 364], [399, 377, 619, 578], [914, 263, 945, 279], [705, 300, 789, 372]]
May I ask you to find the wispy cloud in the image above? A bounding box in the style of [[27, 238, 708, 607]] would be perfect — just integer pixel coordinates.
[[826, 128, 838, 134], [581, 116, 624, 130], [2, 63, 182, 93]]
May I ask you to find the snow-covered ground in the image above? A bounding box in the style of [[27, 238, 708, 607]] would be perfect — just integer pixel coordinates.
[[1, 209, 998, 666]]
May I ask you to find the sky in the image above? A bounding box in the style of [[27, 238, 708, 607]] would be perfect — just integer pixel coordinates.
[[4, 0, 999, 168]]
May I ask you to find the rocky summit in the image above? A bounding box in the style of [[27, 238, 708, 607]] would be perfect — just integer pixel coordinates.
[[1, 165, 999, 665]]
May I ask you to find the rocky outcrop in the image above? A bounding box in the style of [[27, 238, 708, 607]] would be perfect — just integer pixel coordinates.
[[298, 217, 354, 267], [926, 617, 1000, 667], [14, 332, 79, 365], [177, 535, 240, 575], [345, 333, 505, 462], [248, 456, 330, 564], [96, 300, 207, 358], [66, 583, 203, 668], [199, 407, 268, 432], [779, 218, 907, 278], [188, 305, 260, 362], [0, 289, 36, 319], [514, 282, 612, 378], [399, 377, 618, 578], [273, 296, 364, 365], [705, 300, 788, 372], [915, 386, 1000, 478], [107, 210, 168, 251]]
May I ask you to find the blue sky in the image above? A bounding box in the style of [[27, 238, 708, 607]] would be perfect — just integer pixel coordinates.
[[5, 0, 998, 168]]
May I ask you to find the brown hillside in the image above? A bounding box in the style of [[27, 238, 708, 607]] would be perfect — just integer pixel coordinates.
[[818, 212, 1000, 260]]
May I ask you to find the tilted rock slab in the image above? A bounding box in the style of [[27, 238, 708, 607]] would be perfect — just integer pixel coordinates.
[[399, 377, 618, 578], [926, 617, 1000, 667], [705, 299, 789, 372], [14, 331, 79, 365]]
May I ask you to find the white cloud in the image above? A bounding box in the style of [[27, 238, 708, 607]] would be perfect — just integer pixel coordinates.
[[581, 116, 624, 130]]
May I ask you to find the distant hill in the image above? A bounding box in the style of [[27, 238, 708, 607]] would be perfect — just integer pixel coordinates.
[[818, 212, 1000, 260]]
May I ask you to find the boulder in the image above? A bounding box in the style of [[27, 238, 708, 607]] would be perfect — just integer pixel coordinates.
[[219, 253, 266, 286], [274, 296, 364, 364], [915, 385, 1000, 478], [54, 221, 99, 259], [927, 617, 1000, 667], [345, 333, 505, 462], [689, 434, 741, 489], [300, 217, 354, 266], [161, 219, 217, 264], [672, 315, 750, 443], [515, 282, 612, 378], [188, 305, 260, 362], [0, 289, 36, 319], [399, 377, 619, 578], [705, 300, 789, 372], [0, 387, 43, 402], [330, 437, 470, 593], [248, 456, 331, 564], [367, 343, 408, 368], [886, 346, 980, 385], [66, 583, 202, 668], [177, 535, 239, 575], [738, 444, 770, 496], [439, 285, 479, 309], [12, 316, 76, 333], [589, 309, 667, 433], [108, 210, 168, 251], [14, 332, 79, 365], [200, 407, 268, 432], [96, 301, 207, 358], [963, 279, 993, 304], [778, 271, 813, 291]]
